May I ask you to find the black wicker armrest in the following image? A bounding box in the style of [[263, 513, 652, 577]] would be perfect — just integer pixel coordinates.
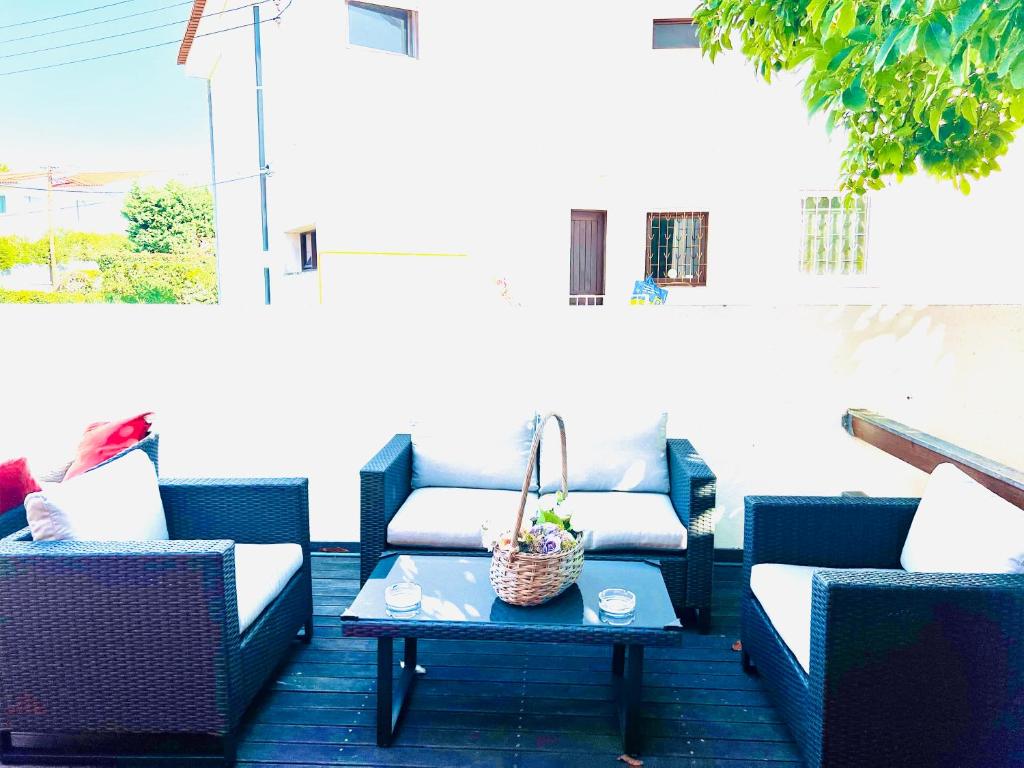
[[359, 434, 413, 584], [160, 478, 310, 549], [808, 568, 1024, 767], [743, 496, 919, 589], [668, 439, 716, 618], [0, 539, 243, 735]]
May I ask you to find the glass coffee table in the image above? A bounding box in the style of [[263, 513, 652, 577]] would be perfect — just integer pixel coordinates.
[[341, 553, 683, 754]]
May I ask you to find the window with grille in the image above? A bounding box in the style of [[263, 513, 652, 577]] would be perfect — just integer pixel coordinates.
[[645, 212, 708, 286], [800, 194, 869, 275], [300, 230, 318, 271]]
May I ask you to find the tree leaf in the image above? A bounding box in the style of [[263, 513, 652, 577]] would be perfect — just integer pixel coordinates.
[[960, 95, 979, 125], [920, 21, 952, 67], [843, 85, 869, 111], [1012, 59, 1024, 89], [847, 24, 874, 42], [952, 0, 984, 40], [890, 0, 907, 17], [895, 24, 917, 55], [929, 103, 943, 140], [807, 0, 831, 29], [874, 26, 901, 71], [829, 46, 855, 69], [838, 0, 858, 35]]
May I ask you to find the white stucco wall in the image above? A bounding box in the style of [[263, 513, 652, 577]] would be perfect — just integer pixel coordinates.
[[185, 0, 1024, 308], [2, 304, 1021, 549]]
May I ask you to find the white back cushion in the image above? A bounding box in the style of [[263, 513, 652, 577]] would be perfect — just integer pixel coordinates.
[[411, 412, 538, 491], [538, 410, 669, 494], [901, 463, 1024, 574], [24, 450, 168, 542]]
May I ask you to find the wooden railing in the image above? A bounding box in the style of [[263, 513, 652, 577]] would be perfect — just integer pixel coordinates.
[[843, 408, 1024, 509]]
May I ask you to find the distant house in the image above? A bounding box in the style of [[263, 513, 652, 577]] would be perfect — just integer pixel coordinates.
[[179, 1, 1024, 306]]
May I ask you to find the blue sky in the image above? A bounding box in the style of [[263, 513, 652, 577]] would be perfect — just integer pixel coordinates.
[[0, 0, 210, 181]]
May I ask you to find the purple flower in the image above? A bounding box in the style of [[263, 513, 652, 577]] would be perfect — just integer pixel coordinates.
[[540, 536, 560, 554], [541, 522, 559, 535]]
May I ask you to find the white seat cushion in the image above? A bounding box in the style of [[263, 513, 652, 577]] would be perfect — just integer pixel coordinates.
[[540, 491, 686, 551], [750, 563, 817, 674], [24, 450, 168, 542], [387, 487, 538, 549], [538, 410, 669, 494], [234, 543, 304, 634], [411, 412, 538, 491], [901, 463, 1024, 574]]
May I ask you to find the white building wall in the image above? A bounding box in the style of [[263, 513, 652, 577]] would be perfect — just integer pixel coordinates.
[[186, 0, 1024, 308], [1, 304, 1022, 548]]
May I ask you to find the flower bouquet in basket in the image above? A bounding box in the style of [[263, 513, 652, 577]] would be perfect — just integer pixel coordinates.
[[485, 413, 585, 607]]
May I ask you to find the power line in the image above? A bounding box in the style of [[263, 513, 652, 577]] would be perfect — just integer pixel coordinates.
[[0, 1, 142, 31], [0, 17, 190, 61], [0, 0, 283, 75], [0, 0, 276, 62], [0, 171, 271, 218], [0, 1, 194, 46]]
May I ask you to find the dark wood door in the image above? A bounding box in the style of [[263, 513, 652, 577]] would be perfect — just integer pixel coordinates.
[[569, 210, 606, 306]]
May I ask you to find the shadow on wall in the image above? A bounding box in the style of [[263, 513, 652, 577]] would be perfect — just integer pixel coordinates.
[[0, 304, 1020, 548]]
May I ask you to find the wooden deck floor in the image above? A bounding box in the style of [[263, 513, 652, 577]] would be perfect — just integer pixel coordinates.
[[233, 554, 801, 768]]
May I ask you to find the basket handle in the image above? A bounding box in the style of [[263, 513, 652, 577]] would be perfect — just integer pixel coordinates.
[[511, 412, 567, 538]]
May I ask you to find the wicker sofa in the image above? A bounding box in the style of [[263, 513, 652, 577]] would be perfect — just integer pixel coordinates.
[[741, 495, 1024, 768], [360, 428, 717, 631], [0, 474, 312, 766]]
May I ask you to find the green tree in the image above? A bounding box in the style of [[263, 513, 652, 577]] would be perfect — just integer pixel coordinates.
[[694, 0, 1024, 194], [121, 181, 215, 253]]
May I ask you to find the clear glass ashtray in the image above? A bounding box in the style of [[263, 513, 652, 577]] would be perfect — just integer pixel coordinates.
[[598, 588, 636, 625], [385, 582, 422, 618]]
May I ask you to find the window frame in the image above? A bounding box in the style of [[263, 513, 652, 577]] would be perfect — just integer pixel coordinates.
[[346, 0, 418, 58], [299, 229, 318, 272], [652, 18, 700, 49], [644, 211, 709, 287]]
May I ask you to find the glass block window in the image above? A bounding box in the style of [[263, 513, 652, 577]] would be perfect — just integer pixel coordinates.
[[348, 1, 416, 57], [645, 212, 708, 286], [800, 194, 869, 275], [653, 19, 700, 49]]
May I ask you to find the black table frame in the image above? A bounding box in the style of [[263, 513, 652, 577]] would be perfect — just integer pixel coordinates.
[[374, 636, 647, 753]]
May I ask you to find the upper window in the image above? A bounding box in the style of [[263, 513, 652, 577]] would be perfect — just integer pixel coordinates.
[[799, 194, 869, 275], [348, 1, 416, 57], [653, 19, 700, 49], [300, 230, 318, 272], [645, 212, 708, 286]]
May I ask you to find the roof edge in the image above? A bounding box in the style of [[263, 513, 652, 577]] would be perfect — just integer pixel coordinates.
[[177, 0, 209, 66]]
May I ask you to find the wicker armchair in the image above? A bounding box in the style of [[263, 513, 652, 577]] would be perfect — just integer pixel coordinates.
[[0, 476, 311, 766], [360, 434, 716, 630], [741, 495, 1024, 768], [0, 432, 161, 539]]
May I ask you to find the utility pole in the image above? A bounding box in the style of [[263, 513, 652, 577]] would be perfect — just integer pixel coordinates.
[[46, 166, 56, 288], [253, 3, 271, 305]]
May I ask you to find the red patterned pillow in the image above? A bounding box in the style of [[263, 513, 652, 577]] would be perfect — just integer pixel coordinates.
[[0, 458, 41, 516], [63, 413, 154, 480]]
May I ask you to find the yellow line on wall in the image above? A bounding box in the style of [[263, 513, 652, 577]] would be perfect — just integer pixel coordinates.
[[317, 249, 470, 304], [320, 250, 468, 257]]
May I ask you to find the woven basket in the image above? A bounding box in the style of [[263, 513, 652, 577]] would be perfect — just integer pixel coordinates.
[[489, 412, 584, 607]]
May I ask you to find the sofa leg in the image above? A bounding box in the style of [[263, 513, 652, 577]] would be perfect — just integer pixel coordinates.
[[696, 606, 712, 634], [302, 618, 314, 643], [221, 733, 237, 766], [741, 650, 756, 675]]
